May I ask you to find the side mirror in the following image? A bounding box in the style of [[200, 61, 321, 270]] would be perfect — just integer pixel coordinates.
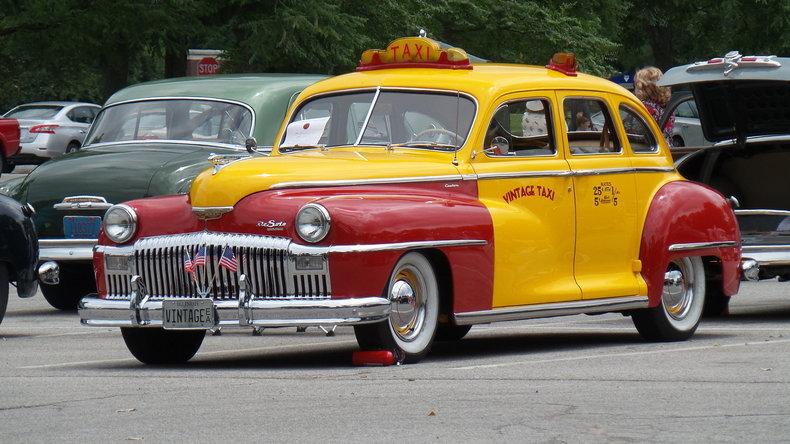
[[245, 137, 257, 154]]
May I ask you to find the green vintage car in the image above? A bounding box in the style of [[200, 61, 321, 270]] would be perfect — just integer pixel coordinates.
[[1, 74, 325, 310]]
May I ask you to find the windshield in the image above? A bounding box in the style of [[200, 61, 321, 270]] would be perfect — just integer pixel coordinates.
[[84, 99, 253, 147], [5, 105, 63, 119], [280, 90, 476, 151]]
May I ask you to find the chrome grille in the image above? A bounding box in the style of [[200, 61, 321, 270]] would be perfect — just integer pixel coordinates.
[[104, 232, 331, 301]]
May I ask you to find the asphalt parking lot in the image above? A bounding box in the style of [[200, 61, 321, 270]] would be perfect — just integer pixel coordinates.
[[2, 282, 789, 442]]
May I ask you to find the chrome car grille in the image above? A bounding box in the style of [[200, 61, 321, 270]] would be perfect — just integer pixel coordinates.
[[104, 233, 331, 301]]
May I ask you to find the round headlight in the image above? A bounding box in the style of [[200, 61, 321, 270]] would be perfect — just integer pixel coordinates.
[[295, 203, 330, 243], [103, 204, 137, 244]]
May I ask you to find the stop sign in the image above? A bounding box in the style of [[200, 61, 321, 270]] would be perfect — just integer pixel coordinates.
[[197, 57, 220, 76]]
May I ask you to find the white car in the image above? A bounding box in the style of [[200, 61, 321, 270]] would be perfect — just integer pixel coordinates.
[[3, 101, 101, 164]]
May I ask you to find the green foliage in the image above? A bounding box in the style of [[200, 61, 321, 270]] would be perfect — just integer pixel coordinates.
[[0, 0, 788, 112]]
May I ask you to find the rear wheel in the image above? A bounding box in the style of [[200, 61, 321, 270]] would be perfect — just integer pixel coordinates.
[[0, 265, 8, 325], [672, 136, 685, 147], [40, 263, 96, 310], [65, 142, 80, 154], [703, 286, 731, 317], [633, 257, 705, 341], [354, 252, 439, 363], [121, 328, 205, 364]]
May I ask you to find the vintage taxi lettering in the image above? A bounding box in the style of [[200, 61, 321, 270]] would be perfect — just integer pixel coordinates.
[[502, 185, 555, 203], [593, 181, 620, 206]]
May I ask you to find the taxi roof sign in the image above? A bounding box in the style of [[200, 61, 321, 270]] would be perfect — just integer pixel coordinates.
[[357, 36, 472, 71], [546, 52, 578, 76]]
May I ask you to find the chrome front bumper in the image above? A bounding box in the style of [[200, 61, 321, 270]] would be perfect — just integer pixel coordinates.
[[741, 245, 790, 268], [39, 238, 96, 261], [79, 295, 391, 329]]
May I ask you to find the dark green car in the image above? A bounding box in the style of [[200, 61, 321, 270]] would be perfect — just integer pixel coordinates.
[[1, 74, 325, 310]]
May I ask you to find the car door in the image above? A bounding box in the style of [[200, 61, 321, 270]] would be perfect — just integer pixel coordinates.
[[557, 92, 642, 300], [471, 92, 581, 308]]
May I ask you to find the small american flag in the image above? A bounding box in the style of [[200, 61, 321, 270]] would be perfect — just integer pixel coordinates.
[[218, 245, 238, 272], [183, 250, 194, 274], [193, 245, 207, 267]]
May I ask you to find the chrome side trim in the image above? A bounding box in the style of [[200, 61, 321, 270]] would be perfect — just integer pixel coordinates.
[[269, 175, 466, 190], [713, 134, 790, 147], [54, 195, 113, 211], [734, 209, 790, 217], [192, 206, 234, 220], [454, 295, 649, 325], [39, 239, 97, 261], [668, 241, 738, 252], [290, 239, 488, 255], [572, 167, 675, 176], [475, 170, 573, 180], [79, 295, 390, 328]]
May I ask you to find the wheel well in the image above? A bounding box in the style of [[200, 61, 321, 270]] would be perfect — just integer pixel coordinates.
[[702, 255, 723, 290], [417, 248, 454, 325]]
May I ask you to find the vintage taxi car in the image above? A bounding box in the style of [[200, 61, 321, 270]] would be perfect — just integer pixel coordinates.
[[79, 37, 744, 364], [1, 74, 325, 310]]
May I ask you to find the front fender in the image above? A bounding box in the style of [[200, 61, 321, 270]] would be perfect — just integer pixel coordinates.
[[640, 180, 741, 306], [0, 195, 39, 298]]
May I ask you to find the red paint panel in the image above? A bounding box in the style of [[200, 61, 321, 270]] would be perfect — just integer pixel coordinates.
[[93, 180, 495, 312], [94, 251, 106, 298], [640, 181, 741, 305]]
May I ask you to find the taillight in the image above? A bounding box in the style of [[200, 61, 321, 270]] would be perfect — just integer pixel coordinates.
[[30, 124, 59, 134]]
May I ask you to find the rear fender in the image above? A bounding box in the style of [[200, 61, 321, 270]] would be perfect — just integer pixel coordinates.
[[639, 180, 741, 306]]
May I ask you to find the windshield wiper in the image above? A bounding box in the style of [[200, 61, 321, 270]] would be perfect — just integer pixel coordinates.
[[385, 142, 458, 151], [279, 144, 327, 153]]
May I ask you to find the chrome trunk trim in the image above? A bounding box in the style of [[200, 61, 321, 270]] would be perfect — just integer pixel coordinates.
[[53, 195, 113, 211], [734, 209, 790, 217], [668, 241, 738, 252], [454, 295, 649, 325]]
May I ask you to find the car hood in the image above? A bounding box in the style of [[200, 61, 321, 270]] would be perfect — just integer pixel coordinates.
[[190, 147, 462, 207], [659, 55, 790, 143], [19, 143, 225, 237]]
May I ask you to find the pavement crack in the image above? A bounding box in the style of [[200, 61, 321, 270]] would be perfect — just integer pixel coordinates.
[[0, 393, 133, 412]]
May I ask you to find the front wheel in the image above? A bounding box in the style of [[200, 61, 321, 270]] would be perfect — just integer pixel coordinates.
[[0, 265, 9, 325], [354, 252, 439, 363], [121, 328, 205, 364], [632, 256, 705, 341]]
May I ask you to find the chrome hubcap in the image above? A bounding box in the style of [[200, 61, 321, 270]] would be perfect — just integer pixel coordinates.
[[662, 259, 694, 320], [389, 267, 425, 342]]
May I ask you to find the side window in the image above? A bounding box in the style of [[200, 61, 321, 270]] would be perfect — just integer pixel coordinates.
[[619, 105, 659, 153], [484, 98, 555, 157], [563, 98, 621, 155], [69, 107, 95, 124], [675, 100, 696, 118]]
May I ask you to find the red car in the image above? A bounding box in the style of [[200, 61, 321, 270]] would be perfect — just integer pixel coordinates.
[[0, 118, 21, 174]]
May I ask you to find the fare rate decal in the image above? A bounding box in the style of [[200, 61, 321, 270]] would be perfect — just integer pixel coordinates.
[[502, 185, 555, 203], [593, 181, 620, 206]]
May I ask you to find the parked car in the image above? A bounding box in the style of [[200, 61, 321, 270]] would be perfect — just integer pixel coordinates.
[[659, 51, 790, 314], [0, 117, 21, 174], [79, 36, 744, 365], [667, 93, 712, 148], [2, 74, 325, 310], [0, 194, 38, 324], [3, 102, 101, 164]]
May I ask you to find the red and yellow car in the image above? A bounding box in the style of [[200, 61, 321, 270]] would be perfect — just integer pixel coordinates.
[[79, 36, 746, 364]]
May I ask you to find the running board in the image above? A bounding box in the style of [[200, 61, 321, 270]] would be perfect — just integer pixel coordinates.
[[453, 295, 649, 326]]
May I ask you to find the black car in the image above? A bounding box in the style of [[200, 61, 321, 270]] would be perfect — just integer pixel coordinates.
[[659, 51, 790, 314], [0, 194, 39, 323]]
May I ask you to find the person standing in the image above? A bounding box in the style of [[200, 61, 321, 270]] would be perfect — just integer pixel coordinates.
[[634, 66, 674, 146]]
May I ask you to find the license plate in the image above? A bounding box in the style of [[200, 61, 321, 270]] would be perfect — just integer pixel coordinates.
[[162, 299, 215, 330], [63, 216, 102, 239]]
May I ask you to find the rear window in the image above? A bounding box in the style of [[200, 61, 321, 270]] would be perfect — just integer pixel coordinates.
[[5, 105, 63, 119]]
